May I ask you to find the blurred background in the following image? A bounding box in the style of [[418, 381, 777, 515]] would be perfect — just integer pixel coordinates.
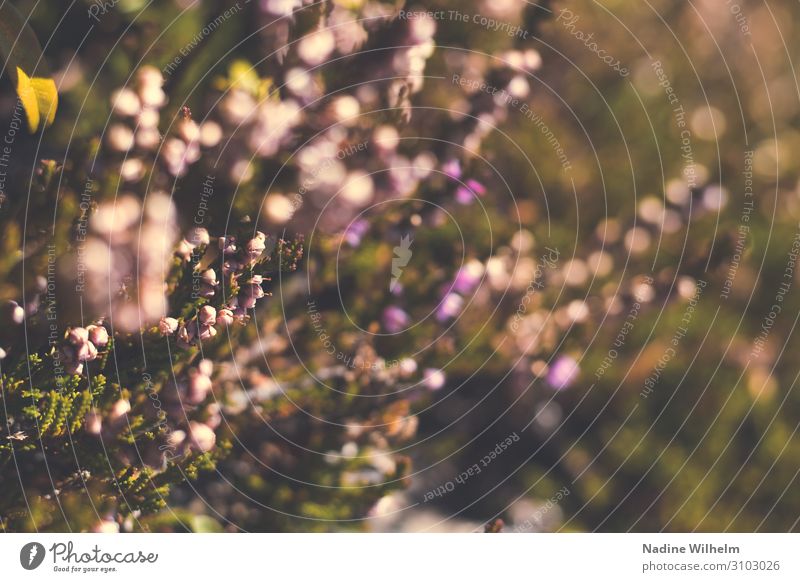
[[1, 0, 799, 532]]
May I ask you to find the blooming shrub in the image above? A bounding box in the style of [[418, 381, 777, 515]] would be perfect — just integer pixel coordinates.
[[1, 0, 799, 534], [0, 0, 464, 532]]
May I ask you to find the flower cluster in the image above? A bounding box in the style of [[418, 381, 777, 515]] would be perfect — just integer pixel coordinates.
[[59, 324, 109, 375], [163, 359, 219, 455], [82, 192, 177, 332], [108, 67, 223, 180]]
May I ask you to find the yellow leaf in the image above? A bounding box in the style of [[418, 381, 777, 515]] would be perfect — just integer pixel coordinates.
[[31, 75, 57, 127], [15, 67, 38, 132], [15, 66, 57, 133]]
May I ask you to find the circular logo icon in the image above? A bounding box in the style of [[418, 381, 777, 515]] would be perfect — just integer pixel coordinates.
[[20, 542, 45, 570]]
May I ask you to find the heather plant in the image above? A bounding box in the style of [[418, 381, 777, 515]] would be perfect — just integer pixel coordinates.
[[1, 0, 799, 534], [0, 0, 472, 532]]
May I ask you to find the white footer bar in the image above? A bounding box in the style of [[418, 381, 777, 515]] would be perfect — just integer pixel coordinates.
[[1, 533, 797, 581]]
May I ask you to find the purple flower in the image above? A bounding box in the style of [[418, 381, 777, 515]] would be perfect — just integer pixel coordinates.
[[436, 292, 464, 322], [455, 179, 486, 205], [452, 260, 484, 294], [344, 219, 369, 247], [547, 356, 580, 390], [382, 306, 410, 333], [442, 159, 461, 180]]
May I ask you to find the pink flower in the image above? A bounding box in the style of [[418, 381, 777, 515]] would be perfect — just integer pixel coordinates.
[[187, 421, 216, 453], [217, 308, 235, 327], [159, 317, 179, 336], [186, 372, 212, 405], [198, 305, 217, 326], [547, 356, 579, 390], [82, 341, 98, 362], [442, 159, 461, 180], [64, 327, 100, 364], [197, 324, 217, 342], [87, 325, 109, 348], [177, 324, 196, 348], [436, 293, 464, 321], [238, 294, 257, 310], [201, 268, 217, 286], [7, 301, 24, 324], [109, 399, 131, 422], [238, 276, 266, 309], [455, 179, 486, 205], [424, 368, 446, 391], [344, 219, 369, 247], [67, 327, 89, 346], [382, 306, 410, 333], [246, 232, 267, 262], [85, 409, 102, 435], [452, 260, 485, 294]]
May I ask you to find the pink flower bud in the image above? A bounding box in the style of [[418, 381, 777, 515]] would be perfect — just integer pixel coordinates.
[[67, 327, 89, 345], [187, 421, 216, 452], [178, 118, 200, 143], [159, 317, 179, 336], [85, 409, 102, 435], [87, 325, 109, 348], [399, 358, 417, 378], [198, 324, 217, 341], [198, 359, 213, 377], [8, 301, 24, 324], [424, 368, 446, 391], [205, 404, 222, 429], [246, 232, 267, 260], [82, 341, 98, 362], [167, 430, 186, 449], [239, 294, 258, 309], [201, 268, 217, 286], [217, 308, 234, 326], [73, 342, 91, 362], [92, 519, 119, 534], [198, 305, 216, 326], [186, 372, 212, 404], [109, 399, 131, 422], [177, 324, 195, 348]]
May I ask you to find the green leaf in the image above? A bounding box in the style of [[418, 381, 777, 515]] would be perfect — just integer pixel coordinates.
[[0, 2, 57, 132]]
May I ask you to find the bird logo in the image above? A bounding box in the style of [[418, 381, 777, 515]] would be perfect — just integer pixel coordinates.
[[19, 542, 46, 570], [390, 234, 413, 292]]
